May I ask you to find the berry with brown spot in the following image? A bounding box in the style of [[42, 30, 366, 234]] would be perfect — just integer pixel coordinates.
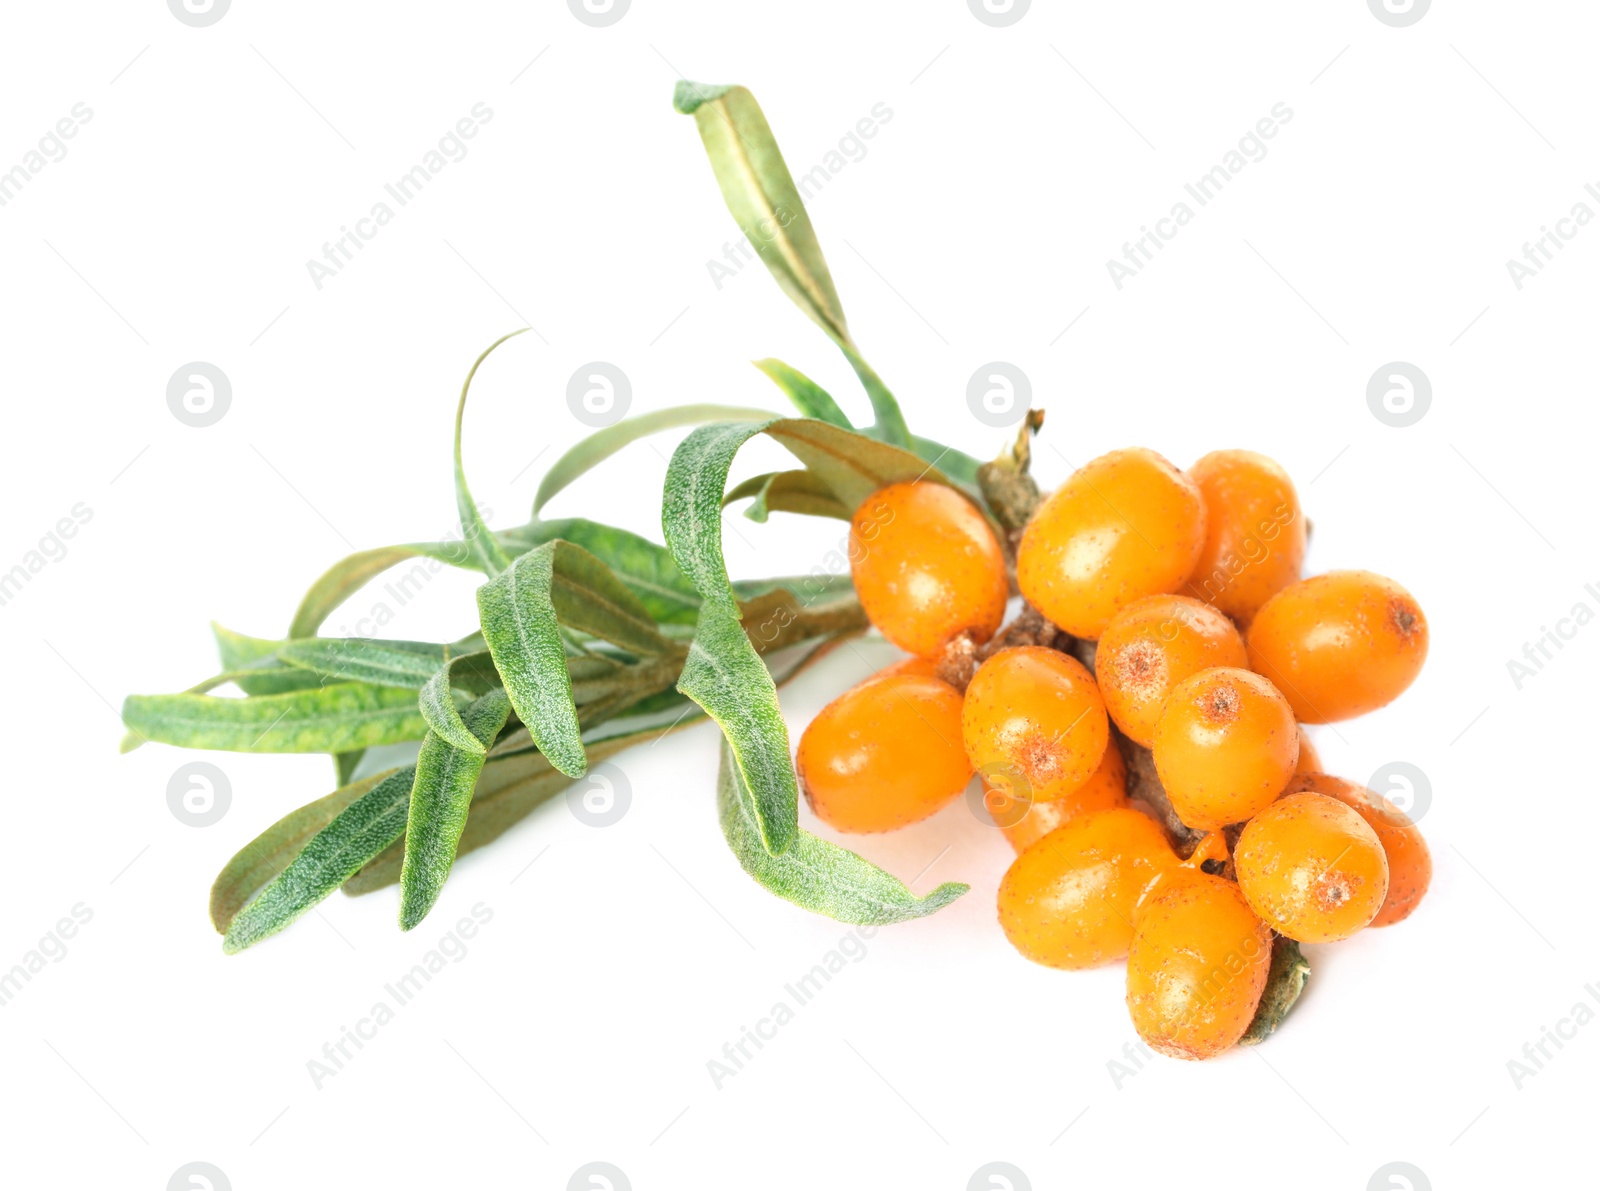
[[1152, 667, 1298, 830], [1234, 792, 1389, 942], [1246, 570, 1429, 723], [1095, 594, 1248, 747], [962, 646, 1110, 805], [1285, 773, 1431, 927]]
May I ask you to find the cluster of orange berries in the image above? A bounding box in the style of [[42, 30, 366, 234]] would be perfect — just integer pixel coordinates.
[[797, 447, 1432, 1060]]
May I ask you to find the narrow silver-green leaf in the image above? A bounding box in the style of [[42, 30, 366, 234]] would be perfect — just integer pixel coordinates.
[[722, 469, 850, 522], [223, 766, 416, 952], [753, 359, 850, 427], [911, 435, 985, 489], [662, 417, 950, 854], [476, 543, 587, 778], [503, 518, 702, 625], [454, 330, 523, 575], [210, 770, 392, 934], [399, 690, 511, 930], [122, 683, 428, 754], [211, 624, 322, 695], [716, 744, 968, 924], [418, 651, 503, 754], [278, 637, 451, 689], [532, 404, 773, 516], [676, 81, 911, 447], [286, 538, 489, 640]]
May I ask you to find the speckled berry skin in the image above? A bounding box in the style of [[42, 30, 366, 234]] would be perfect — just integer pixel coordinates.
[[848, 481, 1008, 659], [995, 740, 1127, 853], [1246, 570, 1428, 723], [1284, 773, 1430, 927], [1152, 667, 1298, 830], [962, 646, 1109, 805], [1126, 870, 1272, 1060], [1017, 447, 1207, 640], [1095, 594, 1247, 748], [1234, 792, 1389, 943], [1183, 449, 1306, 626], [998, 807, 1176, 969]]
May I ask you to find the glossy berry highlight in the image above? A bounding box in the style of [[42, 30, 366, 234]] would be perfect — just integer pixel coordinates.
[[1016, 447, 1207, 639], [848, 481, 1008, 659], [797, 665, 971, 833]]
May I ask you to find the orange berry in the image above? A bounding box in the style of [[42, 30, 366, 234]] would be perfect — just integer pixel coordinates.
[[962, 646, 1109, 804], [1285, 774, 1431, 927], [1292, 725, 1321, 775], [997, 807, 1177, 969], [1246, 570, 1428, 723], [797, 667, 971, 833], [1152, 667, 1298, 830], [1017, 447, 1207, 639], [849, 481, 1007, 658], [1235, 792, 1389, 942], [1183, 449, 1306, 626], [1095, 595, 1248, 747], [995, 741, 1127, 853], [1126, 870, 1272, 1060]]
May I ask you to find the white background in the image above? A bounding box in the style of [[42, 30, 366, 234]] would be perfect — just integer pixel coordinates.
[[0, 1, 1592, 1188]]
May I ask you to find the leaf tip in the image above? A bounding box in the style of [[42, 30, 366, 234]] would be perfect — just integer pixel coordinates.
[[673, 80, 732, 114]]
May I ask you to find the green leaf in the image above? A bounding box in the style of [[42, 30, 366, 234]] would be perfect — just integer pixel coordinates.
[[334, 750, 364, 786], [209, 769, 392, 934], [343, 620, 862, 897], [723, 469, 850, 522], [532, 404, 774, 516], [717, 744, 968, 924], [454, 330, 524, 576], [676, 81, 911, 447], [211, 624, 322, 695], [278, 637, 453, 689], [505, 518, 702, 626], [539, 540, 674, 656], [765, 417, 950, 510], [418, 651, 504, 754], [476, 543, 587, 778], [662, 417, 947, 855], [753, 359, 850, 427], [911, 435, 985, 489], [399, 690, 511, 930], [122, 683, 428, 754], [223, 767, 416, 952], [286, 539, 485, 639]]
